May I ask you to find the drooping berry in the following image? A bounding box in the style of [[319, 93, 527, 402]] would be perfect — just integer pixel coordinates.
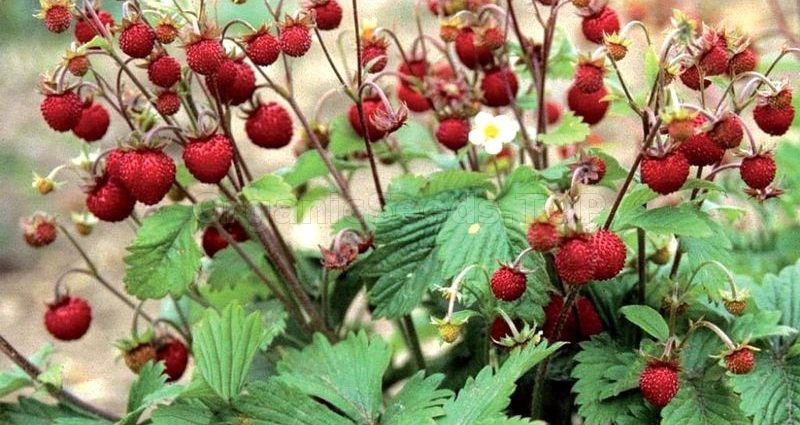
[[589, 230, 626, 280], [279, 19, 313, 57], [45, 296, 92, 341], [306, 0, 343, 30], [118, 148, 176, 205], [454, 28, 494, 70], [245, 102, 294, 149], [185, 38, 225, 76], [709, 114, 744, 149], [147, 53, 182, 88], [183, 134, 234, 184], [40, 1, 73, 34], [41, 90, 83, 132], [480, 67, 518, 107], [348, 98, 389, 141], [725, 348, 755, 374], [574, 62, 605, 94], [753, 88, 795, 136], [202, 221, 249, 257], [490, 265, 527, 301], [119, 22, 156, 59], [22, 213, 58, 248], [155, 90, 181, 116], [206, 59, 256, 105], [575, 297, 603, 339], [542, 294, 579, 342], [567, 84, 610, 125], [74, 11, 114, 44], [678, 132, 724, 166], [581, 6, 620, 44], [641, 151, 690, 195], [527, 221, 560, 252], [639, 360, 680, 408], [435, 117, 470, 151], [72, 101, 110, 142], [680, 66, 711, 91], [243, 27, 281, 66], [739, 153, 776, 190], [397, 84, 431, 112], [555, 236, 597, 286], [361, 38, 389, 73], [86, 176, 136, 222], [156, 338, 189, 382]]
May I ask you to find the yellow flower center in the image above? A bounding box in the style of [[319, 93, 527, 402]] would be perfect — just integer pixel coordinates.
[[483, 123, 499, 139]]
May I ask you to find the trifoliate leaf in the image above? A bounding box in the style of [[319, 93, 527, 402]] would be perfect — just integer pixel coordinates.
[[383, 372, 452, 425], [731, 351, 800, 424], [751, 259, 800, 349], [661, 375, 747, 425], [234, 380, 353, 425]]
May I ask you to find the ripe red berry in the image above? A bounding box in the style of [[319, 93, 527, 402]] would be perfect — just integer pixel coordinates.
[[307, 0, 343, 30], [118, 149, 176, 205], [119, 22, 156, 59], [698, 45, 729, 77], [156, 339, 189, 382], [45, 296, 92, 341], [753, 89, 795, 136], [183, 134, 234, 184], [729, 48, 757, 75], [280, 23, 312, 57], [399, 59, 428, 81], [148, 54, 182, 88], [567, 84, 610, 125], [155, 22, 179, 44], [454, 28, 494, 70], [490, 265, 527, 301], [206, 59, 256, 105], [74, 11, 114, 44], [546, 101, 562, 125], [246, 102, 294, 149], [480, 67, 518, 107], [555, 236, 596, 286], [202, 221, 249, 257], [542, 294, 579, 342], [639, 361, 680, 407], [22, 213, 57, 248], [86, 176, 136, 222], [574, 63, 605, 94], [435, 117, 470, 151], [641, 151, 690, 195], [709, 114, 744, 149], [680, 65, 711, 91], [41, 91, 83, 132], [527, 221, 560, 252], [589, 230, 626, 280], [155, 91, 181, 116], [740, 153, 776, 190], [185, 38, 225, 76], [43, 4, 72, 33], [397, 84, 431, 112], [678, 132, 724, 166], [724, 348, 755, 374], [581, 7, 620, 44], [72, 102, 110, 142], [490, 316, 520, 344], [348, 98, 389, 141], [66, 55, 90, 77], [244, 28, 281, 66], [575, 297, 603, 339], [361, 39, 389, 73]]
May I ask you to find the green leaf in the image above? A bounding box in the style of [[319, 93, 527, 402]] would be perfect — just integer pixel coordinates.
[[394, 120, 438, 159], [624, 204, 713, 236], [0, 398, 106, 425], [242, 174, 296, 207], [516, 93, 538, 110], [151, 401, 212, 425], [751, 259, 800, 349], [731, 352, 800, 424], [602, 185, 659, 231], [547, 27, 578, 80], [276, 151, 364, 188], [234, 380, 353, 425], [124, 205, 201, 299], [572, 335, 655, 425], [193, 304, 267, 401], [0, 344, 54, 397], [422, 170, 493, 196], [536, 111, 591, 146], [682, 178, 725, 192], [296, 185, 333, 222], [124, 362, 168, 424], [328, 114, 365, 156], [586, 148, 628, 188], [206, 241, 273, 294], [620, 305, 669, 341], [661, 376, 747, 425], [276, 332, 391, 423], [383, 372, 452, 425], [730, 310, 797, 342], [439, 341, 563, 425], [250, 300, 287, 350]]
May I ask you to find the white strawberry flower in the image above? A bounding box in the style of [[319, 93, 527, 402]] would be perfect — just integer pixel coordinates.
[[469, 112, 520, 155]]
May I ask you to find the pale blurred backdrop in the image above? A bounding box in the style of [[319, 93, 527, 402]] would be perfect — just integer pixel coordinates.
[[0, 0, 796, 413]]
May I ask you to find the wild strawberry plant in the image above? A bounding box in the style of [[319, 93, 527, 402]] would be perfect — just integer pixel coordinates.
[[5, 0, 800, 423]]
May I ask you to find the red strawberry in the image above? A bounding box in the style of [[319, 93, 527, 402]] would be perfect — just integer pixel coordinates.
[[66, 54, 90, 77], [581, 7, 620, 44], [185, 38, 225, 76], [729, 48, 757, 75], [244, 28, 281, 66], [478, 26, 505, 51], [147, 53, 182, 88], [361, 38, 389, 73], [527, 221, 560, 252], [555, 236, 596, 285], [639, 360, 680, 407], [118, 149, 176, 205], [490, 316, 521, 344], [572, 155, 606, 184], [155, 21, 179, 44], [280, 21, 312, 57], [22, 213, 57, 248], [542, 294, 579, 342], [45, 296, 92, 341], [740, 153, 776, 190], [105, 149, 126, 179], [86, 176, 136, 222], [74, 11, 114, 44], [155, 90, 181, 116], [680, 66, 711, 91], [156, 339, 189, 382], [589, 230, 625, 280], [724, 348, 755, 374], [246, 102, 294, 148], [348, 98, 389, 141], [480, 67, 518, 107], [574, 62, 605, 94], [575, 297, 603, 339], [454, 28, 494, 70], [709, 114, 744, 149], [202, 221, 249, 257], [72, 102, 110, 142], [567, 84, 609, 125], [40, 1, 72, 33], [41, 90, 83, 132], [546, 101, 561, 125], [399, 59, 429, 82], [119, 22, 155, 59], [206, 59, 256, 105], [490, 265, 527, 301], [307, 0, 343, 30], [698, 44, 729, 77], [435, 117, 470, 151], [753, 88, 795, 136], [123, 343, 156, 374], [398, 84, 431, 112], [183, 134, 234, 184], [678, 132, 724, 166], [641, 151, 690, 195]]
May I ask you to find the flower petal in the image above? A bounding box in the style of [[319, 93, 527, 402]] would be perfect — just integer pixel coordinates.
[[469, 129, 486, 146]]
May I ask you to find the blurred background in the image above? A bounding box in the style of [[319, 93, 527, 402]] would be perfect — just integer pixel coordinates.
[[1, 0, 798, 414]]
